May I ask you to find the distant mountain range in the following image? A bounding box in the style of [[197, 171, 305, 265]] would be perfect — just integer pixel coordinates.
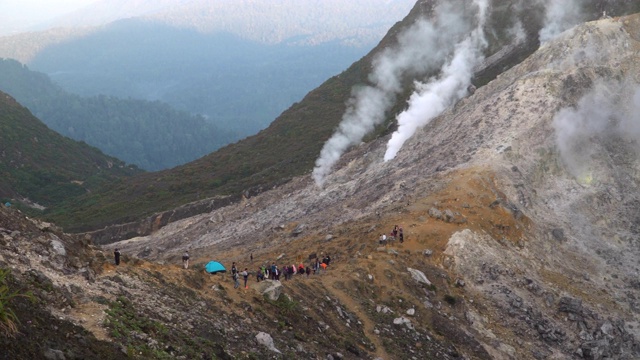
[[41, 0, 416, 47], [0, 58, 234, 171], [0, 1, 415, 141]]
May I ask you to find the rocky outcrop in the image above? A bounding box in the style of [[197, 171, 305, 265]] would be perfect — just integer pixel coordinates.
[[85, 195, 240, 245]]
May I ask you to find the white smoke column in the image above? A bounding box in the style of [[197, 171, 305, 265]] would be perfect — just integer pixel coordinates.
[[554, 82, 640, 178], [539, 0, 584, 43], [312, 2, 471, 186], [552, 83, 617, 177], [383, 0, 489, 161]]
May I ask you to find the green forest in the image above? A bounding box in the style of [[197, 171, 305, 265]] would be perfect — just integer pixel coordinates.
[[0, 58, 236, 171], [0, 89, 140, 209]]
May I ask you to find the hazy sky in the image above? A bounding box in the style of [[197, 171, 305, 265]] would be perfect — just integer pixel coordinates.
[[0, 0, 97, 33]]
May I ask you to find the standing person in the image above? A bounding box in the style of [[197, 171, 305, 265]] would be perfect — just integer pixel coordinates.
[[305, 266, 311, 277], [233, 271, 240, 289], [182, 251, 190, 269], [257, 267, 265, 282], [114, 248, 121, 266], [250, 253, 253, 263], [270, 263, 277, 280], [392, 225, 399, 238], [274, 265, 280, 281], [326, 255, 331, 266], [231, 262, 238, 276], [231, 262, 238, 284], [242, 268, 249, 289], [379, 233, 387, 245], [399, 227, 404, 243]]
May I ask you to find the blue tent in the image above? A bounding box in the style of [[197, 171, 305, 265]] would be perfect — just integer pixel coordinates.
[[205, 261, 226, 274]]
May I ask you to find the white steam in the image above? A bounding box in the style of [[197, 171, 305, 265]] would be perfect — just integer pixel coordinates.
[[312, 2, 473, 186], [539, 0, 584, 43], [553, 82, 640, 178], [384, 0, 489, 161]]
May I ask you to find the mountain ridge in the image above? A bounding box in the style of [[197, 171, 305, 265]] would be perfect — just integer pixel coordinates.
[[0, 89, 140, 209]]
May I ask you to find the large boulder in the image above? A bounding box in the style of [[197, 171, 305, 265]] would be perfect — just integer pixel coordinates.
[[407, 268, 432, 286], [255, 332, 280, 353], [252, 280, 283, 301]]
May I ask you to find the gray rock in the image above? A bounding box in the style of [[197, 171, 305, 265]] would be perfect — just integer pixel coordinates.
[[255, 332, 281, 353], [253, 280, 283, 301], [43, 348, 66, 360], [393, 316, 413, 329], [428, 208, 443, 220], [551, 228, 566, 242], [558, 297, 582, 315], [291, 224, 305, 236], [443, 209, 455, 223], [137, 246, 152, 258], [50, 239, 66, 256], [407, 268, 432, 286]]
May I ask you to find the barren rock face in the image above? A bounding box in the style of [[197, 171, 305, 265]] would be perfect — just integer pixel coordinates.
[[109, 14, 640, 358]]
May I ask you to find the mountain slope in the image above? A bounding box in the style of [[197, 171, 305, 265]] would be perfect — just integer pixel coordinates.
[[0, 59, 234, 171], [0, 90, 141, 208], [3, 13, 640, 359], [108, 13, 640, 359], [43, 0, 640, 234]]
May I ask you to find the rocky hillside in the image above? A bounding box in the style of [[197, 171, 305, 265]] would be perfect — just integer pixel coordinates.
[[41, 0, 640, 235], [2, 12, 640, 360]]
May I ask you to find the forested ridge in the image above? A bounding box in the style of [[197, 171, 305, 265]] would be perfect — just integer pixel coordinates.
[[0, 90, 140, 208], [0, 58, 235, 171]]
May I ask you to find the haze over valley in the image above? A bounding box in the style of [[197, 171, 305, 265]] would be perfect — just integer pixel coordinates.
[[0, 0, 415, 169]]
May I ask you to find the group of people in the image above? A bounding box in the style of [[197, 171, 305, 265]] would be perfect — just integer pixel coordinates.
[[111, 246, 335, 292], [229, 255, 332, 289], [231, 262, 250, 289], [379, 224, 404, 245]]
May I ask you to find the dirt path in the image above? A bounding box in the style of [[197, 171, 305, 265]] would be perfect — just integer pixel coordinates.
[[323, 274, 392, 360]]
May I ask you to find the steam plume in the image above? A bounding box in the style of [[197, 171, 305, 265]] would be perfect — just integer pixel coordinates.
[[384, 0, 489, 161], [539, 0, 584, 43], [312, 2, 476, 186], [553, 81, 640, 178]]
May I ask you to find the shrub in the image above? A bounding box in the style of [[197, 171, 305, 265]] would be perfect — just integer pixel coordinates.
[[443, 294, 457, 306], [0, 268, 34, 337]]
